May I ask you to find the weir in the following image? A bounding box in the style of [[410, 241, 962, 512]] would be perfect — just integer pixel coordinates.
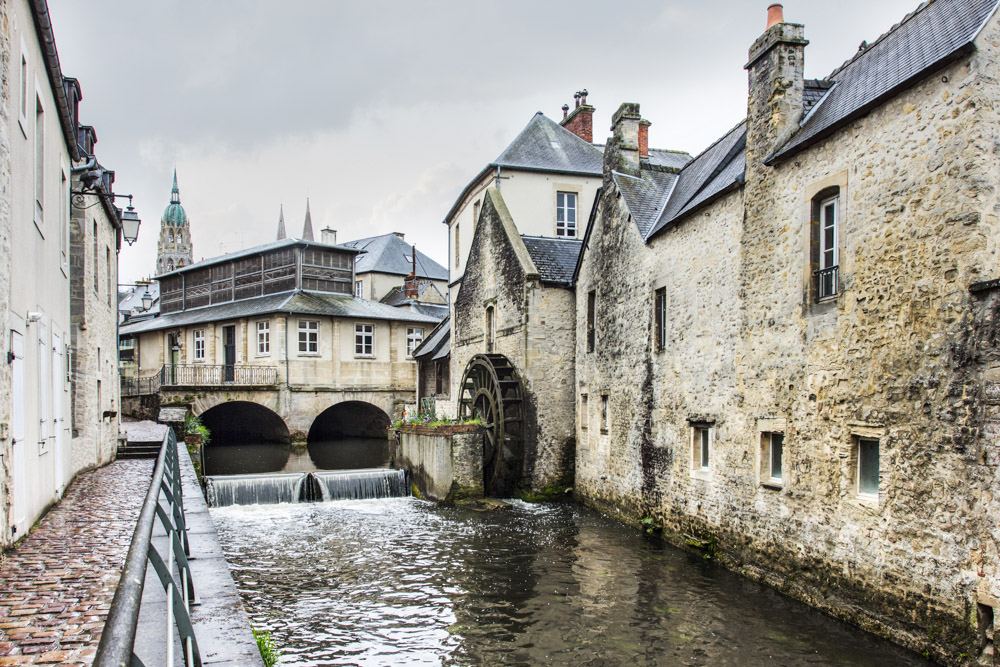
[[205, 469, 408, 507]]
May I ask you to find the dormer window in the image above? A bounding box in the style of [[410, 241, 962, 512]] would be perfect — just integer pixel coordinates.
[[556, 191, 577, 237]]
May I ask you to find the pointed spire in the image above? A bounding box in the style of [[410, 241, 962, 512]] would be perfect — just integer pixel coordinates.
[[170, 168, 180, 204], [302, 198, 314, 241], [276, 204, 287, 240]]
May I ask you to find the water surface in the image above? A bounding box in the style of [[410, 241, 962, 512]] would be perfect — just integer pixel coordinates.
[[204, 438, 389, 476], [211, 498, 928, 666]]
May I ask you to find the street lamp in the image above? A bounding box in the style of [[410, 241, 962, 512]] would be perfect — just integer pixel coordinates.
[[121, 200, 141, 246], [140, 289, 153, 311]]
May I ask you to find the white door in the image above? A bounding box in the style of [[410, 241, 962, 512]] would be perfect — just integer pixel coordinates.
[[10, 330, 27, 532], [52, 333, 64, 494]]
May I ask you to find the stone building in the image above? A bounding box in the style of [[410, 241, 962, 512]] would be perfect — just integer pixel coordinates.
[[155, 170, 193, 275], [568, 0, 1000, 661], [119, 237, 440, 440], [0, 0, 124, 546], [341, 231, 448, 305]]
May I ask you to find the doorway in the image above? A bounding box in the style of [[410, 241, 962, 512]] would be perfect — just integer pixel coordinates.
[[223, 325, 236, 382]]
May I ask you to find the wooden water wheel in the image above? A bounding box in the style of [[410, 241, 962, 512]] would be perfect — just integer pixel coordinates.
[[458, 353, 525, 496]]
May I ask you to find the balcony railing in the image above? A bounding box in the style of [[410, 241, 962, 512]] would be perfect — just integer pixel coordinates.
[[121, 372, 162, 397], [814, 265, 839, 301], [160, 364, 278, 387]]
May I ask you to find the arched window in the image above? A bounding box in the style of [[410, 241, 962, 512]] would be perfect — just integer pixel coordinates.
[[167, 259, 175, 272], [168, 230, 174, 243], [811, 187, 840, 301], [485, 305, 495, 352]]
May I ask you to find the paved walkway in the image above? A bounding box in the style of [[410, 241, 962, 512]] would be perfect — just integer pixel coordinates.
[[0, 459, 154, 665]]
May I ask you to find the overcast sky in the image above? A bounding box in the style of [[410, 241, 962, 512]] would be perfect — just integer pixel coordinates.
[[48, 0, 918, 283]]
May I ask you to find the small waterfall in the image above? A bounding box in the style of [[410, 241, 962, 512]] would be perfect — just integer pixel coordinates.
[[313, 469, 408, 501], [206, 472, 307, 507]]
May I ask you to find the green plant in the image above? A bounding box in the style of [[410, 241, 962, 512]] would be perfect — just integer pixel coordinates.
[[184, 415, 211, 445], [253, 628, 279, 667], [640, 516, 660, 535]]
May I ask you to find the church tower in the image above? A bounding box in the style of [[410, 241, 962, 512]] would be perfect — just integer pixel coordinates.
[[156, 169, 194, 274]]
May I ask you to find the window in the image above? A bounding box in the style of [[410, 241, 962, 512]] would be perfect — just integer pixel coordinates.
[[435, 360, 447, 395], [106, 247, 113, 306], [485, 305, 495, 352], [600, 395, 609, 433], [60, 171, 68, 268], [34, 96, 44, 226], [354, 323, 374, 357], [93, 220, 99, 292], [406, 327, 424, 357], [454, 223, 461, 269], [473, 199, 481, 224], [761, 432, 783, 486], [256, 321, 270, 355], [856, 437, 880, 499], [580, 394, 588, 431], [19, 50, 28, 125], [586, 290, 596, 353], [654, 287, 666, 352], [354, 280, 363, 298], [298, 320, 319, 354], [193, 330, 205, 361], [556, 191, 577, 237], [812, 190, 840, 301], [692, 425, 712, 472]]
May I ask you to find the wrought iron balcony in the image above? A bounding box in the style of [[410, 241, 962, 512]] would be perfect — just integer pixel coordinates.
[[814, 265, 839, 301], [160, 364, 279, 387], [120, 372, 161, 397]]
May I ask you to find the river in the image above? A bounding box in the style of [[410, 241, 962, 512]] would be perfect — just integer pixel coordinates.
[[210, 496, 928, 666]]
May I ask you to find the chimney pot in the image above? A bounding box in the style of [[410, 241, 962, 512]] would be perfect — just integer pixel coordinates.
[[574, 91, 581, 108], [766, 3, 783, 29], [562, 103, 570, 119]]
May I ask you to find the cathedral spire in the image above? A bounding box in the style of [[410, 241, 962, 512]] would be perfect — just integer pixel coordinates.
[[277, 204, 286, 240], [170, 168, 180, 204], [302, 198, 315, 241]]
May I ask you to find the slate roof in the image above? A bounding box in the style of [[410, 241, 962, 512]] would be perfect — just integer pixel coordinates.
[[412, 317, 451, 361], [612, 169, 679, 238], [155, 238, 361, 279], [340, 233, 448, 280], [494, 112, 605, 176], [772, 0, 999, 161], [520, 236, 583, 286], [119, 289, 439, 335], [646, 149, 692, 171], [118, 282, 160, 316]]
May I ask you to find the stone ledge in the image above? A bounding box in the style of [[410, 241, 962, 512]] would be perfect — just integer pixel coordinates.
[[391, 424, 482, 437]]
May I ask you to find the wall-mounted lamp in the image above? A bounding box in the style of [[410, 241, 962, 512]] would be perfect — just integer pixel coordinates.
[[26, 312, 43, 324]]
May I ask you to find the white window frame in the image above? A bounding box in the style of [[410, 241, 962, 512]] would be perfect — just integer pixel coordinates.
[[298, 320, 319, 355], [193, 330, 206, 361], [454, 223, 461, 269], [819, 195, 838, 271], [60, 169, 69, 273], [691, 425, 712, 476], [760, 432, 784, 487], [34, 90, 45, 230], [556, 191, 578, 238], [18, 39, 29, 134], [354, 280, 363, 298], [256, 321, 270, 356], [406, 327, 424, 358], [600, 395, 609, 434], [354, 322, 374, 358], [856, 437, 880, 502]]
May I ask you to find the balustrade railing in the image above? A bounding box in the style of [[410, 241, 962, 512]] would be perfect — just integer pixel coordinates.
[[160, 364, 278, 387], [814, 265, 839, 301], [94, 429, 202, 667], [120, 372, 161, 397]]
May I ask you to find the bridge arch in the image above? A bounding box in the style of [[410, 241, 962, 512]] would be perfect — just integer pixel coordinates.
[[307, 401, 391, 470], [200, 401, 290, 444]]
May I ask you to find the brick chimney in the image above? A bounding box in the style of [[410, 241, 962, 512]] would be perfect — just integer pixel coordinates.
[[638, 119, 651, 159], [404, 245, 419, 299], [320, 226, 337, 245], [560, 89, 595, 143], [745, 3, 807, 160], [606, 102, 642, 176]]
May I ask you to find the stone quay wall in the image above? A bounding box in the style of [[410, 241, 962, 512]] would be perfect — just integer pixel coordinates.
[[394, 426, 484, 501]]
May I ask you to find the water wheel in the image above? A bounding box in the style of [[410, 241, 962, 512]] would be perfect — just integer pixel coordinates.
[[458, 353, 525, 496]]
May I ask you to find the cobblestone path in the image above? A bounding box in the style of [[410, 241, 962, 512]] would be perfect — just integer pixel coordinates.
[[0, 460, 153, 665]]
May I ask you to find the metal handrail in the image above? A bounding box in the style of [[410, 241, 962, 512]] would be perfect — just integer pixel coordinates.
[[814, 265, 839, 301], [95, 429, 202, 667], [160, 364, 278, 387], [120, 371, 162, 397]]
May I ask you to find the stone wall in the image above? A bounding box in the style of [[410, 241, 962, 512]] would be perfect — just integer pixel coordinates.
[[394, 426, 483, 501], [452, 188, 575, 491], [574, 14, 1000, 663]]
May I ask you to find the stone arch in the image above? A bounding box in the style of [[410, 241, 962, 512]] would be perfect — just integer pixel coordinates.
[[308, 401, 390, 440], [199, 400, 290, 444], [307, 401, 391, 469]]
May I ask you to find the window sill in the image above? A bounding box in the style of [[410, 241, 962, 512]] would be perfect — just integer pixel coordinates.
[[815, 294, 840, 305], [690, 468, 712, 481], [761, 480, 783, 491], [255, 353, 271, 358], [298, 352, 320, 357], [192, 359, 205, 364], [354, 355, 375, 360], [856, 492, 879, 507]]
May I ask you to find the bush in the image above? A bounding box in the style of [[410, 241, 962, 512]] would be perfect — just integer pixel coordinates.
[[252, 628, 279, 667], [184, 414, 211, 445]]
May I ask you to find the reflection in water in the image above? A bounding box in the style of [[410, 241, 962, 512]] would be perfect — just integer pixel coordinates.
[[203, 438, 389, 476], [212, 499, 928, 667]]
